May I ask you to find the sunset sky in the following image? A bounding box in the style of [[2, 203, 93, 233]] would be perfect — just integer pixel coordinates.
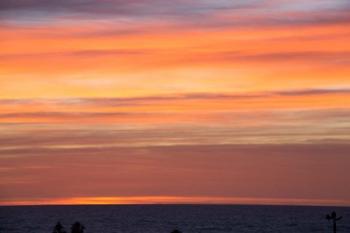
[[0, 0, 349, 206]]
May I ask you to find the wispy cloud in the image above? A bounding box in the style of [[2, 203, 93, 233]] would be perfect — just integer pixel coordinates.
[[0, 108, 349, 151], [1, 0, 349, 28], [0, 0, 261, 17], [0, 49, 146, 60], [1, 88, 349, 105], [2, 49, 349, 69]]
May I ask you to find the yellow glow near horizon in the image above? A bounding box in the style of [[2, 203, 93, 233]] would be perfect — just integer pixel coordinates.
[[2, 196, 350, 207]]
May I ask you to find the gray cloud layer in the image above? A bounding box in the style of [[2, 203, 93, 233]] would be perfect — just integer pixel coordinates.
[[1, 0, 349, 28]]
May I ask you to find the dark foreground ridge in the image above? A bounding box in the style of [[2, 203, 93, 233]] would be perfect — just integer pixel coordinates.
[[51, 211, 343, 233], [53, 221, 182, 233], [53, 222, 85, 233]]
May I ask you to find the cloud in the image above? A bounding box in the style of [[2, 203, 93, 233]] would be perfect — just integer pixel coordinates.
[[0, 107, 349, 151], [1, 0, 349, 29], [274, 88, 350, 96], [0, 111, 140, 119], [0, 0, 256, 23], [190, 50, 350, 66], [0, 49, 146, 60], [3, 49, 349, 67], [1, 88, 349, 106], [1, 143, 350, 204], [0, 0, 256, 14]]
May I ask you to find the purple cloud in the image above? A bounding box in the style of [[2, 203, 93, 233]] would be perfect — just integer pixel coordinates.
[[1, 0, 349, 28]]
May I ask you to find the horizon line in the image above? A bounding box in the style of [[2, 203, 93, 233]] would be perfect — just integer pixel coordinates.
[[1, 196, 349, 207]]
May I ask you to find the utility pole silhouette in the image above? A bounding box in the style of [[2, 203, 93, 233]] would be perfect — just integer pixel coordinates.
[[326, 211, 342, 233]]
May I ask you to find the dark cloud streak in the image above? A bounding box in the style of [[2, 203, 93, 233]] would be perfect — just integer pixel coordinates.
[[1, 88, 349, 107]]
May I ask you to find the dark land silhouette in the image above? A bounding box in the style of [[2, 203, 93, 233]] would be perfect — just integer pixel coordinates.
[[52, 222, 84, 233], [49, 211, 344, 233]]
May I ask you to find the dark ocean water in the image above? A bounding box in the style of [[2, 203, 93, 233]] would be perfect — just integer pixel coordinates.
[[0, 205, 349, 233]]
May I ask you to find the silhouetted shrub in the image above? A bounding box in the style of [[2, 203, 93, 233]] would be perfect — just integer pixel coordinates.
[[171, 229, 182, 233], [71, 222, 85, 233], [53, 222, 66, 233]]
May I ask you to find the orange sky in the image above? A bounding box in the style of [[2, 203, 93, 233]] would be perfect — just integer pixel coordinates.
[[0, 0, 349, 206]]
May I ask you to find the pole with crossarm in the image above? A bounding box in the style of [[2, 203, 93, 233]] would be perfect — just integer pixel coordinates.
[[326, 211, 342, 233]]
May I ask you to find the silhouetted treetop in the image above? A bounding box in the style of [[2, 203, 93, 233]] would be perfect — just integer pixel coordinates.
[[71, 222, 85, 233], [53, 222, 66, 233]]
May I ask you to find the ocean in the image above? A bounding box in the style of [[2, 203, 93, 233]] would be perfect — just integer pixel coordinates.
[[0, 205, 349, 233]]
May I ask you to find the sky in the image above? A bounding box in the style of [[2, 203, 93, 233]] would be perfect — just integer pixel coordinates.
[[0, 0, 349, 206]]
